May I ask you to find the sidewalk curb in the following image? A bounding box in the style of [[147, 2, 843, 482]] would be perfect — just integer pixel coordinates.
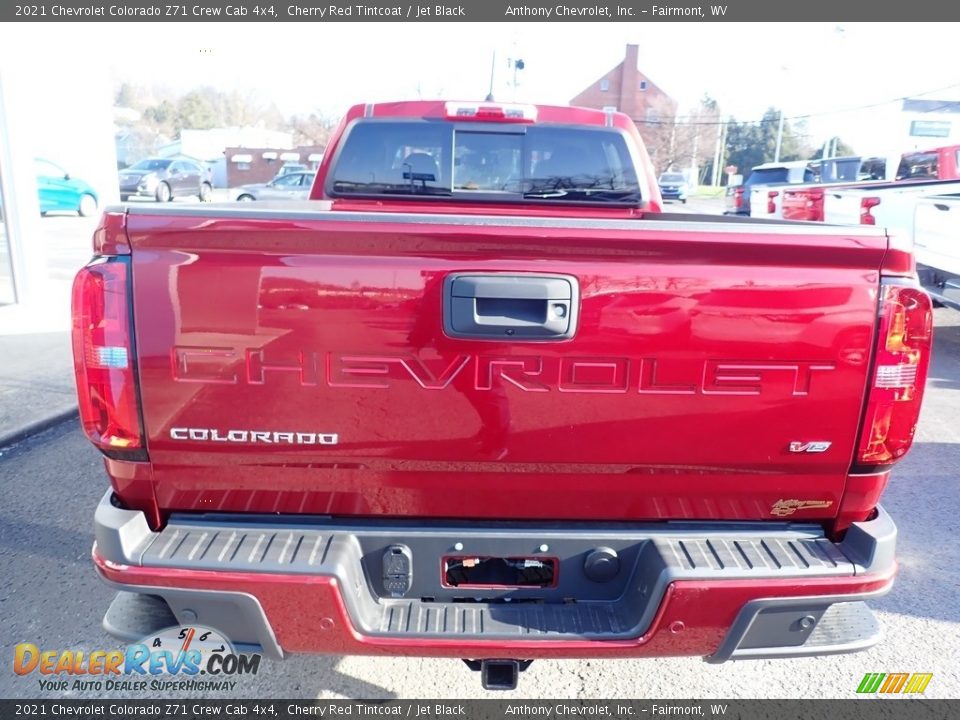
[[0, 407, 79, 451]]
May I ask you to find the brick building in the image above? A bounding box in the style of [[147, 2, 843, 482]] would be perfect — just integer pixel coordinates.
[[224, 146, 326, 187], [569, 44, 676, 159]]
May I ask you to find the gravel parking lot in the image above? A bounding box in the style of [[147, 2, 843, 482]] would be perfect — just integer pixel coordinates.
[[0, 209, 957, 700]]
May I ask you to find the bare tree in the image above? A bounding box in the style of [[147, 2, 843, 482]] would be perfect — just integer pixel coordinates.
[[287, 112, 340, 147], [635, 95, 680, 172], [638, 95, 720, 179]]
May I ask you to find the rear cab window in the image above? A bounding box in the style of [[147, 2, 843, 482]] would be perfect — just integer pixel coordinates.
[[812, 158, 861, 183], [744, 168, 788, 186], [328, 120, 642, 205], [745, 167, 814, 186], [897, 152, 939, 180], [859, 157, 888, 181], [833, 158, 861, 182], [659, 173, 686, 183], [273, 173, 302, 187]]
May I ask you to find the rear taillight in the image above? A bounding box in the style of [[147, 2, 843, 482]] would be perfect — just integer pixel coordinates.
[[766, 190, 778, 214], [71, 258, 144, 454], [856, 284, 933, 466], [860, 196, 881, 225], [808, 188, 825, 221], [734, 187, 744, 209]]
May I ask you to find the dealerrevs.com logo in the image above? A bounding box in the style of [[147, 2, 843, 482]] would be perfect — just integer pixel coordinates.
[[14, 625, 261, 693]]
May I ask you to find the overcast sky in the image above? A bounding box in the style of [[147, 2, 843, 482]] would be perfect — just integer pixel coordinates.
[[8, 22, 960, 154]]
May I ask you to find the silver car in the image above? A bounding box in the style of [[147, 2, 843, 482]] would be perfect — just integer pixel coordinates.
[[119, 157, 212, 203], [235, 171, 316, 202]]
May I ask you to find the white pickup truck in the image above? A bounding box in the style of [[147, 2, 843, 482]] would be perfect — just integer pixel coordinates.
[[752, 156, 896, 221], [822, 179, 960, 233], [914, 193, 960, 309]]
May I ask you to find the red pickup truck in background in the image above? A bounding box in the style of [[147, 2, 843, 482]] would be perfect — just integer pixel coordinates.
[[75, 101, 932, 690]]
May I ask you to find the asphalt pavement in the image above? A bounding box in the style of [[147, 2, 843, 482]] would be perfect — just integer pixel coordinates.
[[1, 194, 958, 700], [1, 310, 958, 700]]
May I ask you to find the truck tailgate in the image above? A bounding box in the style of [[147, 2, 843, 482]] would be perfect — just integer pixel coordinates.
[[822, 189, 866, 226], [127, 205, 887, 522]]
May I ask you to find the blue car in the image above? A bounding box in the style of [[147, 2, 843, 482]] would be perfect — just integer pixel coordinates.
[[36, 158, 99, 217]]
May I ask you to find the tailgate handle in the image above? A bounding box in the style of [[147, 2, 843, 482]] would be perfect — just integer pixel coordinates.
[[443, 273, 579, 340], [934, 203, 951, 211]]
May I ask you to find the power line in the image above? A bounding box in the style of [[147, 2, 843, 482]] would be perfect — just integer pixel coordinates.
[[637, 81, 960, 127]]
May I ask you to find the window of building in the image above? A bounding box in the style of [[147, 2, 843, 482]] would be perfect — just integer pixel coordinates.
[[600, 79, 609, 92], [231, 154, 253, 171], [639, 80, 648, 91]]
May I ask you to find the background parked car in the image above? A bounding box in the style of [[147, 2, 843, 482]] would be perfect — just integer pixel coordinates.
[[658, 171, 689, 203], [119, 158, 212, 203], [273, 162, 309, 179], [234, 171, 316, 202], [35, 158, 98, 216]]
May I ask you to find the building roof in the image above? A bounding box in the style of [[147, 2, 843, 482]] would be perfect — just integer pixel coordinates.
[[569, 44, 675, 120]]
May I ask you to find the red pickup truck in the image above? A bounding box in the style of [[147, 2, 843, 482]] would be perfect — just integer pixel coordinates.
[[75, 101, 932, 690]]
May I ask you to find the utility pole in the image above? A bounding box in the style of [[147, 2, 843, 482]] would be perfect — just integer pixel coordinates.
[[710, 115, 727, 187], [485, 51, 496, 102], [720, 119, 729, 184], [774, 65, 790, 163], [690, 113, 700, 186], [774, 109, 785, 162], [667, 114, 678, 170]]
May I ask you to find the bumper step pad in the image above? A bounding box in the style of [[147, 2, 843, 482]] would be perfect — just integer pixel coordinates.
[[94, 491, 895, 656]]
